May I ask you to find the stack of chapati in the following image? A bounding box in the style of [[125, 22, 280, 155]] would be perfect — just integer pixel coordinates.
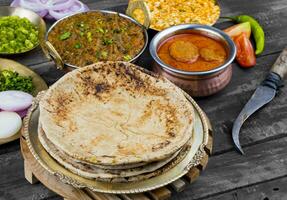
[[38, 62, 194, 182]]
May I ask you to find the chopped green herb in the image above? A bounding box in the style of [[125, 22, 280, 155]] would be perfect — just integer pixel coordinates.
[[74, 43, 81, 49], [95, 50, 101, 59], [123, 55, 132, 61], [0, 69, 34, 93], [59, 32, 71, 40], [95, 50, 108, 59], [96, 27, 105, 34], [102, 38, 113, 45], [87, 32, 92, 37], [86, 32, 92, 42], [120, 27, 127, 32], [101, 51, 108, 59], [0, 16, 39, 53], [79, 31, 84, 36]]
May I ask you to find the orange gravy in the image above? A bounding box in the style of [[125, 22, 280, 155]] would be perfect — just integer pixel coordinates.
[[157, 33, 227, 72]]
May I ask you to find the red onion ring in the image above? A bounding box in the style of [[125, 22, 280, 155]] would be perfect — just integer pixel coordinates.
[[16, 107, 30, 118], [11, 0, 89, 20], [49, 0, 87, 20]]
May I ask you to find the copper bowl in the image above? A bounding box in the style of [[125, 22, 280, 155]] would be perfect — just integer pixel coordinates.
[[149, 24, 236, 97]]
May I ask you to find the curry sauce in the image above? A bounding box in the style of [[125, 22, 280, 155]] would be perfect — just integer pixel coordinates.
[[48, 12, 145, 67], [157, 33, 227, 72]]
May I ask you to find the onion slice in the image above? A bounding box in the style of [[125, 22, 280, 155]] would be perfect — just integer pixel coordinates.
[[0, 91, 33, 112], [0, 111, 22, 139], [16, 107, 30, 118], [49, 0, 87, 20], [10, 0, 89, 20]]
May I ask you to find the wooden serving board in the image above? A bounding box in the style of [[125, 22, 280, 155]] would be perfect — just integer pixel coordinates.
[[20, 118, 213, 200]]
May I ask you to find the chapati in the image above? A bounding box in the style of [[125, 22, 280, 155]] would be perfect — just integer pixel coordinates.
[[39, 62, 194, 165]]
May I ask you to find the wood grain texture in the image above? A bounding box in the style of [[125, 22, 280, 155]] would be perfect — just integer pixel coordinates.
[[202, 176, 287, 200], [172, 137, 287, 200], [148, 187, 171, 200], [0, 0, 287, 199], [217, 0, 287, 56]]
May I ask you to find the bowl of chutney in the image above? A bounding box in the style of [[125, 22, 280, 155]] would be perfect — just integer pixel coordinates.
[[149, 24, 236, 97]]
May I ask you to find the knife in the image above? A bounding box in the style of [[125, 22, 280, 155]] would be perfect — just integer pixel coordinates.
[[232, 48, 287, 155]]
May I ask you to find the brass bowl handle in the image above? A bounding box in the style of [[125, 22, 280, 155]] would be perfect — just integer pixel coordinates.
[[126, 0, 151, 29], [45, 41, 64, 70]]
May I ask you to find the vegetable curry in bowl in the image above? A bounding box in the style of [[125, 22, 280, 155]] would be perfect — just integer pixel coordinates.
[[47, 11, 147, 68], [157, 33, 227, 72], [149, 24, 236, 97]]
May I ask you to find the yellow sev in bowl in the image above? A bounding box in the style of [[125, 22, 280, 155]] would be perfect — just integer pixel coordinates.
[[129, 0, 220, 31]]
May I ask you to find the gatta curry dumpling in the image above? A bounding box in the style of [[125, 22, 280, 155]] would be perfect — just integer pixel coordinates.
[[157, 33, 227, 72]]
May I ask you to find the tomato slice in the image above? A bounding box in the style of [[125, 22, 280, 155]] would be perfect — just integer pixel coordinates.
[[224, 22, 251, 39], [234, 33, 256, 68]]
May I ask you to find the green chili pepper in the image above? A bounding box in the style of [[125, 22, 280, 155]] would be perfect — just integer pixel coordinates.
[[222, 15, 265, 55]]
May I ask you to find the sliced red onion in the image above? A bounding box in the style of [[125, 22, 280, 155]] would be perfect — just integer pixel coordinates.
[[44, 13, 54, 20], [0, 91, 33, 112], [10, 0, 20, 6], [16, 107, 30, 118], [37, 9, 49, 17], [49, 0, 88, 20], [11, 0, 89, 20]]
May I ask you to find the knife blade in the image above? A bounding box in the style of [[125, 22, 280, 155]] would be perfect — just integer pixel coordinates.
[[232, 48, 287, 155]]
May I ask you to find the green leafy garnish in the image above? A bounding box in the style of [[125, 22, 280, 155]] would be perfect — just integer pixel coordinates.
[[74, 43, 81, 49], [123, 55, 132, 61], [0, 69, 34, 93], [59, 32, 71, 40], [102, 38, 113, 45], [96, 27, 105, 34], [95, 51, 108, 60], [101, 51, 108, 59], [87, 32, 92, 42]]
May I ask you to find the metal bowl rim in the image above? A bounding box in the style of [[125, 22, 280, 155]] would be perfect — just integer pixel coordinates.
[[149, 24, 236, 76], [45, 10, 149, 69]]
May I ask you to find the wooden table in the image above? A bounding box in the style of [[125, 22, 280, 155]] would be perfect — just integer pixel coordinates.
[[0, 0, 287, 199]]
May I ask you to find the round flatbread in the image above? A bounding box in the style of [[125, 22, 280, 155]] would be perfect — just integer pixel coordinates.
[[39, 62, 194, 166], [38, 125, 182, 179]]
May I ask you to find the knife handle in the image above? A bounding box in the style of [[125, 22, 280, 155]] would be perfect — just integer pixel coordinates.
[[271, 48, 287, 79]]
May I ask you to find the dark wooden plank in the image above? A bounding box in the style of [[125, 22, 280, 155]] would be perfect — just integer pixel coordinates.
[[202, 176, 287, 200], [0, 140, 19, 155], [0, 151, 57, 200], [171, 137, 287, 200], [0, 0, 287, 200], [2, 137, 287, 200]]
